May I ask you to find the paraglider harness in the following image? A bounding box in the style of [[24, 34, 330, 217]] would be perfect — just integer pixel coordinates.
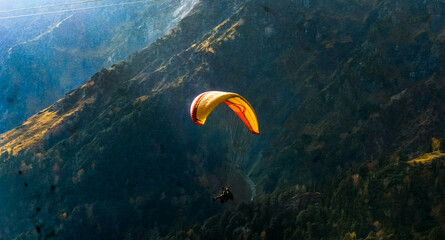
[[212, 187, 234, 203]]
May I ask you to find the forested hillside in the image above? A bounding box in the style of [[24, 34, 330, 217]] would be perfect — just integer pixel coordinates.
[[0, 0, 444, 239]]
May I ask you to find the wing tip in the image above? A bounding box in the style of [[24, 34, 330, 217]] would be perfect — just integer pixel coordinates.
[[190, 92, 208, 125], [193, 120, 204, 125]]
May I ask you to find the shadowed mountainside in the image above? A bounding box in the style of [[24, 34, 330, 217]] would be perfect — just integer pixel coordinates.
[[162, 156, 445, 240], [0, 0, 445, 238]]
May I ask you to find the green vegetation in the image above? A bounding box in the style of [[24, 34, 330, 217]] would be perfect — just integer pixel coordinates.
[[1, 0, 445, 239], [164, 157, 445, 240]]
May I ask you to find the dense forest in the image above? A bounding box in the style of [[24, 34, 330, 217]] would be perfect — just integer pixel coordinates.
[[164, 140, 445, 239]]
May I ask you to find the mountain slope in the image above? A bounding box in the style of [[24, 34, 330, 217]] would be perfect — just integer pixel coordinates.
[[0, 0, 197, 133], [0, 0, 445, 239], [162, 156, 445, 240], [0, 0, 246, 238]]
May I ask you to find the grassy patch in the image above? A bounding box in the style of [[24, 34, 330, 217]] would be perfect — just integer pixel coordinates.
[[408, 151, 445, 166]]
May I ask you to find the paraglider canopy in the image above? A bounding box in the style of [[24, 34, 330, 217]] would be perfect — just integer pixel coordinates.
[[190, 91, 259, 134]]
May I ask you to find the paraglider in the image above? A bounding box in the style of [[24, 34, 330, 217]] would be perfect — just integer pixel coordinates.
[[212, 187, 234, 203], [190, 91, 259, 203], [190, 91, 259, 134]]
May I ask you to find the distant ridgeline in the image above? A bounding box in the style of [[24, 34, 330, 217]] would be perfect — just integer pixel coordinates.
[[0, 0, 197, 133], [0, 0, 444, 239]]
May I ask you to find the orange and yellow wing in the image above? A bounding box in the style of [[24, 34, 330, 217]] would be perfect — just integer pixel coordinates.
[[190, 91, 259, 134]]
